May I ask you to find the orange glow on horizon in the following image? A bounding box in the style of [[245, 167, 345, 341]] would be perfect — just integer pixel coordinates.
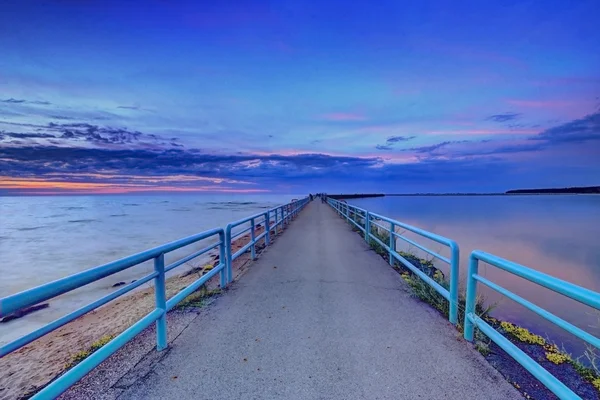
[[0, 176, 269, 195]]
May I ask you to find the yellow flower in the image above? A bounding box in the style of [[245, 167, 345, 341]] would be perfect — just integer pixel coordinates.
[[499, 321, 545, 345], [545, 352, 570, 365]]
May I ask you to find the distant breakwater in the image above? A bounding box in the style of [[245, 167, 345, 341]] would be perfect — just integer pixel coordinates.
[[328, 194, 385, 200]]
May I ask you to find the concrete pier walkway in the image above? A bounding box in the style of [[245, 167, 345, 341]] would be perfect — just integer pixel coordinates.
[[121, 201, 518, 399]]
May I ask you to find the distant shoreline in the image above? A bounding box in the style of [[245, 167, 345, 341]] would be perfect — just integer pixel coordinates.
[[332, 185, 600, 199], [333, 193, 599, 199]]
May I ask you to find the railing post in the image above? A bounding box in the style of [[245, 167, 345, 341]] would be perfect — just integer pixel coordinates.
[[264, 212, 270, 246], [449, 242, 460, 325], [464, 254, 479, 341], [275, 207, 279, 235], [219, 231, 227, 288], [389, 222, 395, 266], [225, 225, 233, 283], [250, 218, 256, 259], [154, 254, 167, 351], [364, 211, 370, 242]]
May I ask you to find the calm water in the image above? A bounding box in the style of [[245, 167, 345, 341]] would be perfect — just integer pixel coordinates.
[[350, 195, 600, 357], [0, 194, 301, 346]]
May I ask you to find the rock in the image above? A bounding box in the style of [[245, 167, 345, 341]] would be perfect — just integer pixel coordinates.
[[131, 280, 137, 283], [1, 303, 49, 323], [112, 281, 126, 287], [256, 224, 262, 228]]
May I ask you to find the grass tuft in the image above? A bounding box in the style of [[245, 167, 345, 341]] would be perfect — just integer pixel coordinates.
[[176, 285, 222, 309], [66, 334, 115, 369]]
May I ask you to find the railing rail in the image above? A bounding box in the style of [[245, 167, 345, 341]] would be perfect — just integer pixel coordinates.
[[326, 197, 459, 324], [464, 250, 600, 400], [0, 196, 309, 399], [225, 198, 309, 282]]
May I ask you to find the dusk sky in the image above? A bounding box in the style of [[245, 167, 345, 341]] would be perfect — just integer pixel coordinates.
[[1, 0, 599, 195]]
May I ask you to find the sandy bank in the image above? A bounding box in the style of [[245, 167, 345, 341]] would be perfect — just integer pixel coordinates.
[[0, 223, 279, 400]]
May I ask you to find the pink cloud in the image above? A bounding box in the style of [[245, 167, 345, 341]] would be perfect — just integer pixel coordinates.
[[321, 112, 366, 122]]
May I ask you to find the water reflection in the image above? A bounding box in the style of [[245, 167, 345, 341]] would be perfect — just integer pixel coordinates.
[[350, 195, 600, 357]]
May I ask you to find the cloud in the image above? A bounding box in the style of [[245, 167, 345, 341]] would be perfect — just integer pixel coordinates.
[[0, 146, 381, 188], [397, 113, 600, 160], [532, 112, 600, 144], [1, 98, 51, 105], [386, 135, 416, 143], [0, 131, 56, 140], [406, 141, 456, 154], [2, 112, 597, 194], [0, 122, 179, 148], [375, 135, 416, 150], [116, 105, 153, 112], [48, 115, 76, 120], [486, 112, 521, 123]]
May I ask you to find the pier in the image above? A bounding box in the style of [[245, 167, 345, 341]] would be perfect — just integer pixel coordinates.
[[1, 197, 599, 399]]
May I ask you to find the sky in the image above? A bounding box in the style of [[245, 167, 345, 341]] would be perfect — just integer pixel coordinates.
[[0, 0, 599, 195]]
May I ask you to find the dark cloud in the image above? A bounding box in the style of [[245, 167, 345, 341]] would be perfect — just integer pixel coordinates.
[[49, 115, 76, 120], [1, 98, 25, 104], [1, 98, 51, 105], [486, 112, 521, 123], [0, 131, 56, 140], [375, 135, 416, 150], [532, 112, 600, 144], [399, 113, 600, 159], [386, 135, 416, 143], [0, 145, 381, 183], [116, 105, 153, 112], [47, 122, 144, 145], [2, 113, 597, 193], [0, 123, 177, 147], [405, 141, 470, 154]]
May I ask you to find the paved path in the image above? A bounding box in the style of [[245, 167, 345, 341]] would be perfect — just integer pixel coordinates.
[[121, 201, 519, 400]]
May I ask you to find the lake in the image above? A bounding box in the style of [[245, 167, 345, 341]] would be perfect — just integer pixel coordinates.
[[348, 195, 600, 358]]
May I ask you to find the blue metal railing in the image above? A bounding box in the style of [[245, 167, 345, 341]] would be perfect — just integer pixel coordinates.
[[327, 197, 459, 324], [0, 197, 309, 399], [464, 251, 600, 400], [225, 198, 308, 282], [327, 196, 600, 399]]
